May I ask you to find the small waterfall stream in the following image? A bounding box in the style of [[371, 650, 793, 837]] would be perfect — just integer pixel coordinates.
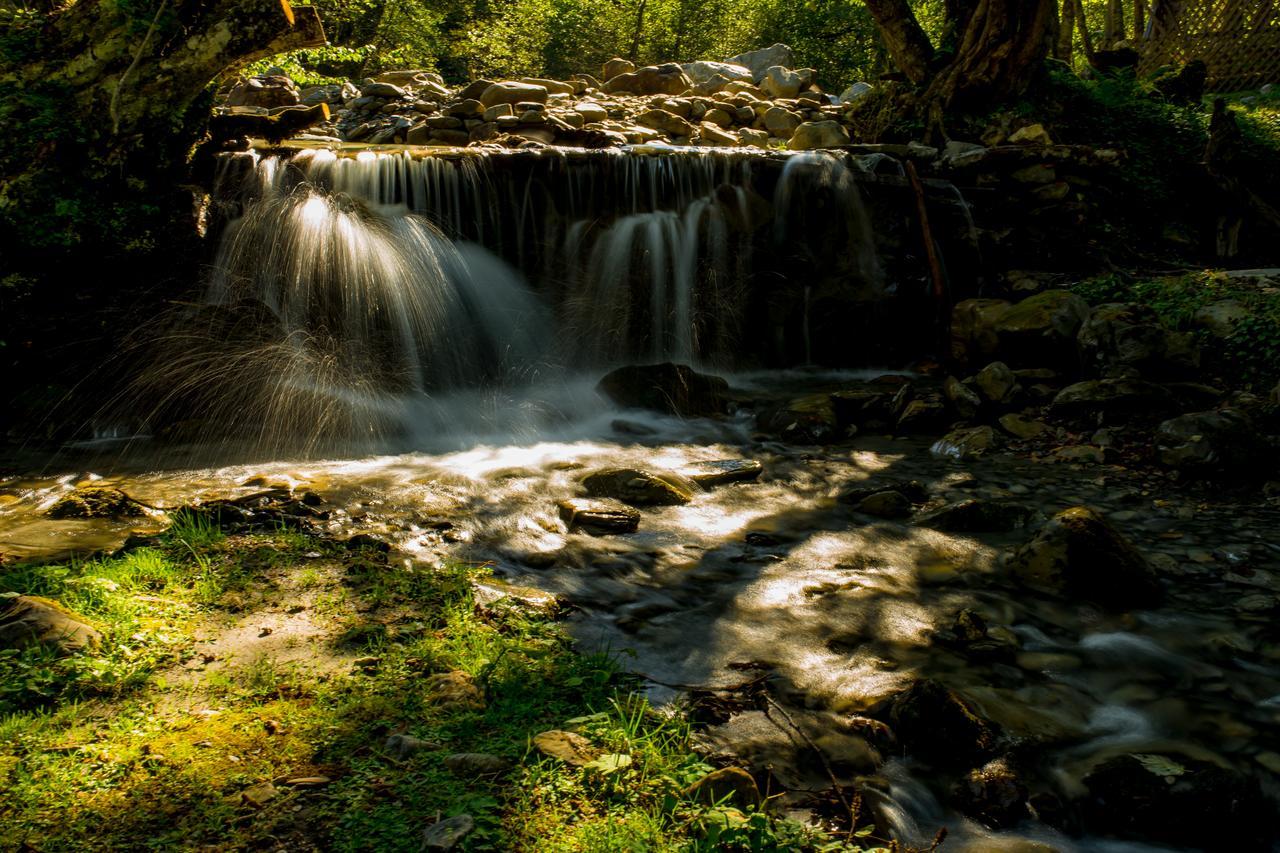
[[133, 147, 916, 451]]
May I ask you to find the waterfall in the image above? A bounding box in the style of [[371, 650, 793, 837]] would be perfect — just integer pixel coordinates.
[[123, 146, 901, 453]]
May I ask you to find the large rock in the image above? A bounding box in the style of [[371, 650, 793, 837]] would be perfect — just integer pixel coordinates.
[[974, 361, 1018, 404], [596, 363, 728, 416], [725, 44, 796, 83], [950, 298, 1013, 364], [1077, 302, 1200, 378], [479, 81, 548, 107], [1051, 378, 1175, 418], [47, 488, 146, 519], [680, 459, 763, 487], [889, 679, 999, 767], [226, 75, 299, 108], [761, 65, 803, 98], [680, 61, 752, 85], [635, 108, 693, 137], [421, 814, 475, 851], [1192, 299, 1250, 340], [1155, 409, 1273, 476], [787, 120, 849, 150], [0, 594, 102, 655], [582, 468, 696, 506], [1006, 507, 1161, 608], [757, 394, 838, 443], [603, 64, 691, 96], [991, 290, 1091, 368], [915, 499, 1035, 533], [763, 106, 801, 139], [601, 58, 635, 81], [557, 498, 640, 534], [943, 376, 982, 419], [953, 757, 1029, 828], [684, 767, 762, 809], [931, 426, 1001, 460], [838, 82, 873, 103]]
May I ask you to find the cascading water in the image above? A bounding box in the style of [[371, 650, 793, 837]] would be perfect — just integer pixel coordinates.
[[118, 146, 907, 453]]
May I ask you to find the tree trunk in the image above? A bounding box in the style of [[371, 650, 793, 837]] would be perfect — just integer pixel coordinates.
[[1104, 0, 1126, 45], [863, 0, 1056, 111], [1074, 0, 1097, 62], [1058, 0, 1076, 61]]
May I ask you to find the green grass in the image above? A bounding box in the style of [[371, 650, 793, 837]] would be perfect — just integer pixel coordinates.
[[0, 521, 877, 851]]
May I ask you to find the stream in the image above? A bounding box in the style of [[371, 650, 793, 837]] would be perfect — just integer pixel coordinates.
[[4, 368, 1278, 851]]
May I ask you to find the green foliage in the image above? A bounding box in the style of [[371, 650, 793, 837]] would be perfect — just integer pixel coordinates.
[[1072, 270, 1280, 388]]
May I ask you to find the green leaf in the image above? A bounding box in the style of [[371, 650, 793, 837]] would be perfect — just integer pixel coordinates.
[[583, 753, 632, 775]]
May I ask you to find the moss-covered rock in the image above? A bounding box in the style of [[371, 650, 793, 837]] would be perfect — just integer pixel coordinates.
[[0, 594, 102, 655], [46, 488, 146, 520], [1006, 506, 1161, 608], [581, 468, 696, 506]]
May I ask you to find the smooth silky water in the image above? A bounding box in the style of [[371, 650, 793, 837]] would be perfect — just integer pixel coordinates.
[[4, 147, 1276, 851]]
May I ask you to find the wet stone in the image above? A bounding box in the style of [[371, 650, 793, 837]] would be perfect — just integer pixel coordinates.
[[681, 459, 763, 487], [683, 767, 762, 808], [916, 499, 1034, 533], [853, 490, 913, 519], [581, 468, 696, 506], [557, 498, 640, 534], [47, 488, 146, 519]]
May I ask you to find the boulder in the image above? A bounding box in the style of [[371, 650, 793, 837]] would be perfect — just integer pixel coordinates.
[[635, 108, 693, 137], [931, 426, 1001, 460], [603, 64, 691, 96], [1080, 753, 1270, 849], [889, 679, 999, 767], [520, 76, 574, 96], [680, 61, 752, 85], [698, 122, 738, 146], [557, 498, 640, 534], [837, 479, 929, 507], [359, 81, 406, 100], [839, 82, 873, 103], [1051, 378, 1175, 418], [601, 58, 636, 81], [757, 394, 839, 443], [944, 375, 982, 419], [763, 106, 801, 138], [1155, 409, 1274, 477], [0, 594, 102, 655], [974, 361, 1019, 404], [761, 65, 803, 99], [684, 767, 762, 809], [896, 393, 949, 434], [1077, 302, 1200, 378], [1192, 299, 1250, 340], [787, 120, 849, 150], [374, 69, 444, 88], [725, 44, 796, 83], [1008, 123, 1052, 145], [950, 298, 1013, 364], [479, 81, 548, 107], [596, 363, 729, 416], [582, 468, 697, 506], [47, 488, 146, 519], [457, 79, 495, 101], [225, 75, 299, 108], [1006, 506, 1161, 608], [573, 102, 608, 123], [998, 413, 1049, 439], [991, 290, 1090, 368]]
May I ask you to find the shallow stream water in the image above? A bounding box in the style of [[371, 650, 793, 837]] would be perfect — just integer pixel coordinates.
[[3, 369, 1279, 851]]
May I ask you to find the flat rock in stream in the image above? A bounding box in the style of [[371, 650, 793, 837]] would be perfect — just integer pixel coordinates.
[[557, 498, 640, 534], [680, 459, 763, 487], [0, 594, 102, 655], [581, 468, 696, 506]]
